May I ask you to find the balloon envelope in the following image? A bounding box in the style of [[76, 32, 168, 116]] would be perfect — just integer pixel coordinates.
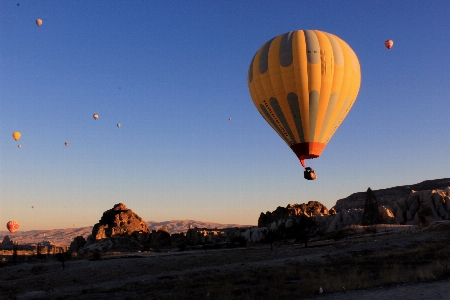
[[117, 123, 121, 128], [7, 221, 19, 235], [65, 142, 69, 146], [36, 19, 42, 27], [385, 40, 394, 49], [247, 30, 361, 162], [93, 114, 99, 120], [12, 132, 21, 141]]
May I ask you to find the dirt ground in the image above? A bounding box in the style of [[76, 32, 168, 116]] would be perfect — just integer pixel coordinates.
[[1, 224, 450, 300]]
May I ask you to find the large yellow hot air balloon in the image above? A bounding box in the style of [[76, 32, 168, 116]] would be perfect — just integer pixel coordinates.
[[36, 19, 42, 27], [12, 132, 21, 141], [247, 30, 361, 179]]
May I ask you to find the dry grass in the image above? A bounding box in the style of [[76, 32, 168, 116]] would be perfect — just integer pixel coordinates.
[[101, 241, 450, 300], [2, 224, 450, 299]]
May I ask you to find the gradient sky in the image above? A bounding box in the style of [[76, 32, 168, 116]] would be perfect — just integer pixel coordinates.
[[1, 1, 449, 231]]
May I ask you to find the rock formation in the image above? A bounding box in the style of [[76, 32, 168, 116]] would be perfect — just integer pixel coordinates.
[[81, 203, 151, 253], [333, 178, 450, 211], [1, 235, 13, 246], [258, 201, 329, 227], [362, 188, 382, 225], [91, 203, 150, 240], [252, 184, 450, 241]]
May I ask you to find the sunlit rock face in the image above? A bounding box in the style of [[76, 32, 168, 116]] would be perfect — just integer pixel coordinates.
[[255, 182, 450, 237], [91, 203, 150, 240], [258, 201, 329, 227], [333, 178, 450, 211], [81, 203, 151, 253]]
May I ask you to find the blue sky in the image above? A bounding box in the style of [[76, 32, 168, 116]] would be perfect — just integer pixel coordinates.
[[1, 1, 449, 230]]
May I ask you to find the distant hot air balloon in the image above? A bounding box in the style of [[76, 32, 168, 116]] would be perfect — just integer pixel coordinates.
[[32, 206, 34, 208], [6, 221, 19, 235], [117, 123, 121, 128], [385, 39, 394, 50], [18, 144, 22, 149], [36, 19, 42, 27], [228, 118, 232, 121], [65, 142, 69, 147], [247, 30, 361, 180], [12, 132, 21, 141], [93, 114, 99, 120]]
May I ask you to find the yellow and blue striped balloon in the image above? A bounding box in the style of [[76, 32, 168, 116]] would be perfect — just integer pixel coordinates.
[[248, 30, 361, 163]]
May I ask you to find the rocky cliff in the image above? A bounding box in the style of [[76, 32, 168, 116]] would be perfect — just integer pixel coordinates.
[[258, 201, 329, 227], [90, 203, 150, 240], [255, 179, 450, 239], [333, 178, 450, 211], [82, 203, 152, 252]]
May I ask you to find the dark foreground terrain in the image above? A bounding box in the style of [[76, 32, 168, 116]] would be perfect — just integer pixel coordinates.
[[1, 222, 450, 300]]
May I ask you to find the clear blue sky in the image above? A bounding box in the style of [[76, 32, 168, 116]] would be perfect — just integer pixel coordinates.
[[1, 1, 449, 230]]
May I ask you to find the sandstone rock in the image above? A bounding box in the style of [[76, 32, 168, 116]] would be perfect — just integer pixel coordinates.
[[396, 197, 408, 214], [250, 227, 266, 242], [269, 221, 277, 231], [378, 206, 399, 224], [80, 203, 151, 253], [362, 188, 381, 225], [378, 205, 394, 218], [341, 210, 354, 225], [324, 209, 363, 232], [392, 202, 405, 223], [159, 226, 169, 233], [285, 218, 294, 228], [258, 201, 328, 227], [242, 227, 267, 243], [333, 178, 450, 211], [406, 210, 414, 221], [1, 235, 13, 245], [91, 203, 150, 241], [437, 205, 449, 219], [418, 203, 436, 227]]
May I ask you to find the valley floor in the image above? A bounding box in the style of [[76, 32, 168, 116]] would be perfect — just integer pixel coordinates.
[[1, 222, 450, 300]]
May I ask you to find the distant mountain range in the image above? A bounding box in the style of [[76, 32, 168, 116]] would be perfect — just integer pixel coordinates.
[[0, 220, 248, 246]]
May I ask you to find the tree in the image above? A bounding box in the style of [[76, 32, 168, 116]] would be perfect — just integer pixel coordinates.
[[55, 251, 71, 270], [296, 215, 318, 248], [264, 229, 280, 251]]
